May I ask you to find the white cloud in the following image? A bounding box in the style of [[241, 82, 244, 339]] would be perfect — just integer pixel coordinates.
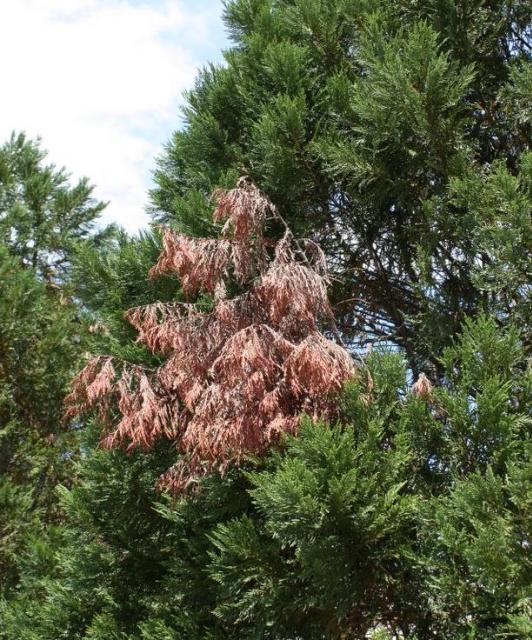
[[0, 0, 226, 232]]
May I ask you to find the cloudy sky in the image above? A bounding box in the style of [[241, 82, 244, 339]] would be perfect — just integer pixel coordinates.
[[0, 0, 229, 232]]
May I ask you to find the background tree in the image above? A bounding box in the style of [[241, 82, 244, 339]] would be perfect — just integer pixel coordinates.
[[0, 133, 108, 599], [0, 132, 108, 281], [1, 227, 222, 639]]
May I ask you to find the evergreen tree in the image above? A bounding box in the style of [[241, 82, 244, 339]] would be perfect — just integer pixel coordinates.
[[2, 316, 529, 639], [206, 317, 530, 639], [151, 0, 531, 369], [2, 3, 530, 640], [0, 248, 81, 595], [0, 133, 108, 600], [0, 230, 211, 639], [0, 132, 108, 281]]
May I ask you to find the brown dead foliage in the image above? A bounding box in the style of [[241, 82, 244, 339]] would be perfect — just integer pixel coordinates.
[[66, 180, 357, 492]]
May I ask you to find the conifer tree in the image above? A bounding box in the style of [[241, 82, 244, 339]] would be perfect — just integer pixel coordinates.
[[2, 3, 530, 640], [206, 316, 531, 638], [0, 133, 108, 599], [0, 248, 81, 597], [151, 0, 531, 369], [0, 132, 109, 281], [3, 313, 529, 639]]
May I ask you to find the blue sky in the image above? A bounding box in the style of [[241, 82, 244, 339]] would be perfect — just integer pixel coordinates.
[[0, 0, 230, 231]]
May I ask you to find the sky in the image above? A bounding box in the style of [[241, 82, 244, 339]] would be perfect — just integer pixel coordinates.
[[0, 0, 229, 232]]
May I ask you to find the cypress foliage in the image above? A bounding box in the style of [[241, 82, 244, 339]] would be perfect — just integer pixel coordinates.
[[2, 316, 529, 639], [207, 317, 530, 638], [151, 0, 531, 369], [0, 134, 107, 602], [1, 2, 530, 639], [0, 132, 108, 281]]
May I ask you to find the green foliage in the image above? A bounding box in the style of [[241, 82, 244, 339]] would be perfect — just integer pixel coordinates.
[[415, 152, 532, 352], [209, 418, 416, 638], [0, 478, 33, 592], [4, 315, 528, 639], [0, 247, 83, 594], [1, 2, 530, 638], [0, 426, 250, 640], [151, 0, 531, 370], [0, 132, 109, 602], [0, 248, 79, 453], [317, 21, 474, 201], [206, 317, 530, 638], [0, 132, 108, 281], [419, 460, 531, 638], [71, 229, 182, 363]]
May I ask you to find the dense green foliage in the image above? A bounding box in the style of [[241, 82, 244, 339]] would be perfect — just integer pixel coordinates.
[[152, 0, 531, 370], [0, 133, 108, 281], [0, 136, 107, 600], [0, 249, 78, 590], [2, 317, 530, 639], [1, 1, 531, 639]]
